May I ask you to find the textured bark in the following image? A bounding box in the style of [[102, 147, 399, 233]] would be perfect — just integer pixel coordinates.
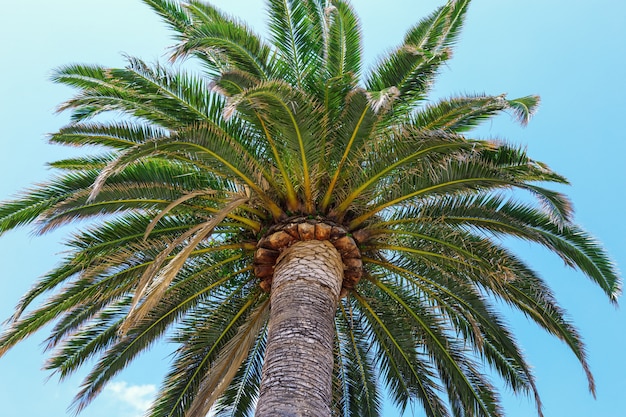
[[255, 240, 344, 417]]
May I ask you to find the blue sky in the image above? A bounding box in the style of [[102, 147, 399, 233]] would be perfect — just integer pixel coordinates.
[[0, 1, 624, 416]]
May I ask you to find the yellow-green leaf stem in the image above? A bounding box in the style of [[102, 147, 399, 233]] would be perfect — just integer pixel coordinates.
[[352, 292, 440, 416], [336, 141, 471, 216], [349, 178, 510, 229], [321, 105, 369, 211]]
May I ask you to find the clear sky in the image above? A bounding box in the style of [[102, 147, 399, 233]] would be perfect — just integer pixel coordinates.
[[0, 1, 624, 416]]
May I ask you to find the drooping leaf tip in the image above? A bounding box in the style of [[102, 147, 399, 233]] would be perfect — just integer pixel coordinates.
[[508, 95, 541, 126]]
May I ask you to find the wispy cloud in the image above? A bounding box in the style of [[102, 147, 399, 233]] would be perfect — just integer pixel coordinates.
[[105, 381, 157, 417]]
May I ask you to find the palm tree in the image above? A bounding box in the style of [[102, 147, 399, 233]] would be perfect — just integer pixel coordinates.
[[0, 0, 619, 416]]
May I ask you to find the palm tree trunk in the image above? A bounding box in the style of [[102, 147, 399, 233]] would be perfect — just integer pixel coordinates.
[[255, 240, 344, 417]]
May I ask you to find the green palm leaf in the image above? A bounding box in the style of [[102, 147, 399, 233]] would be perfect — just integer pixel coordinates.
[[353, 287, 448, 416], [365, 0, 469, 112], [413, 94, 540, 132], [326, 0, 362, 80], [267, 0, 324, 89], [172, 2, 273, 79], [146, 284, 261, 417], [143, 0, 190, 33], [335, 301, 381, 417]]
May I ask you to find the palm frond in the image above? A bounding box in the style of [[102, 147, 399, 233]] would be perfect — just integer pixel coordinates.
[[225, 80, 325, 212], [491, 254, 598, 396], [49, 122, 168, 150], [212, 323, 267, 417], [410, 194, 620, 301], [321, 89, 380, 211], [353, 287, 448, 417], [365, 0, 470, 112], [347, 138, 575, 230], [74, 122, 281, 219], [48, 155, 114, 171], [376, 216, 603, 399], [412, 94, 540, 133], [326, 0, 362, 80], [0, 171, 99, 235], [170, 1, 273, 79], [335, 301, 381, 417], [69, 268, 253, 414], [373, 277, 502, 417], [335, 128, 477, 217], [186, 298, 269, 417], [146, 284, 261, 417], [35, 180, 232, 234], [53, 58, 223, 128], [142, 0, 191, 34], [120, 195, 249, 335], [143, 189, 220, 239], [367, 254, 543, 416], [45, 250, 245, 351], [267, 0, 324, 89]]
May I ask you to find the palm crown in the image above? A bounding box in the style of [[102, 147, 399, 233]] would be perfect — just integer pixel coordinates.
[[0, 0, 620, 416]]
